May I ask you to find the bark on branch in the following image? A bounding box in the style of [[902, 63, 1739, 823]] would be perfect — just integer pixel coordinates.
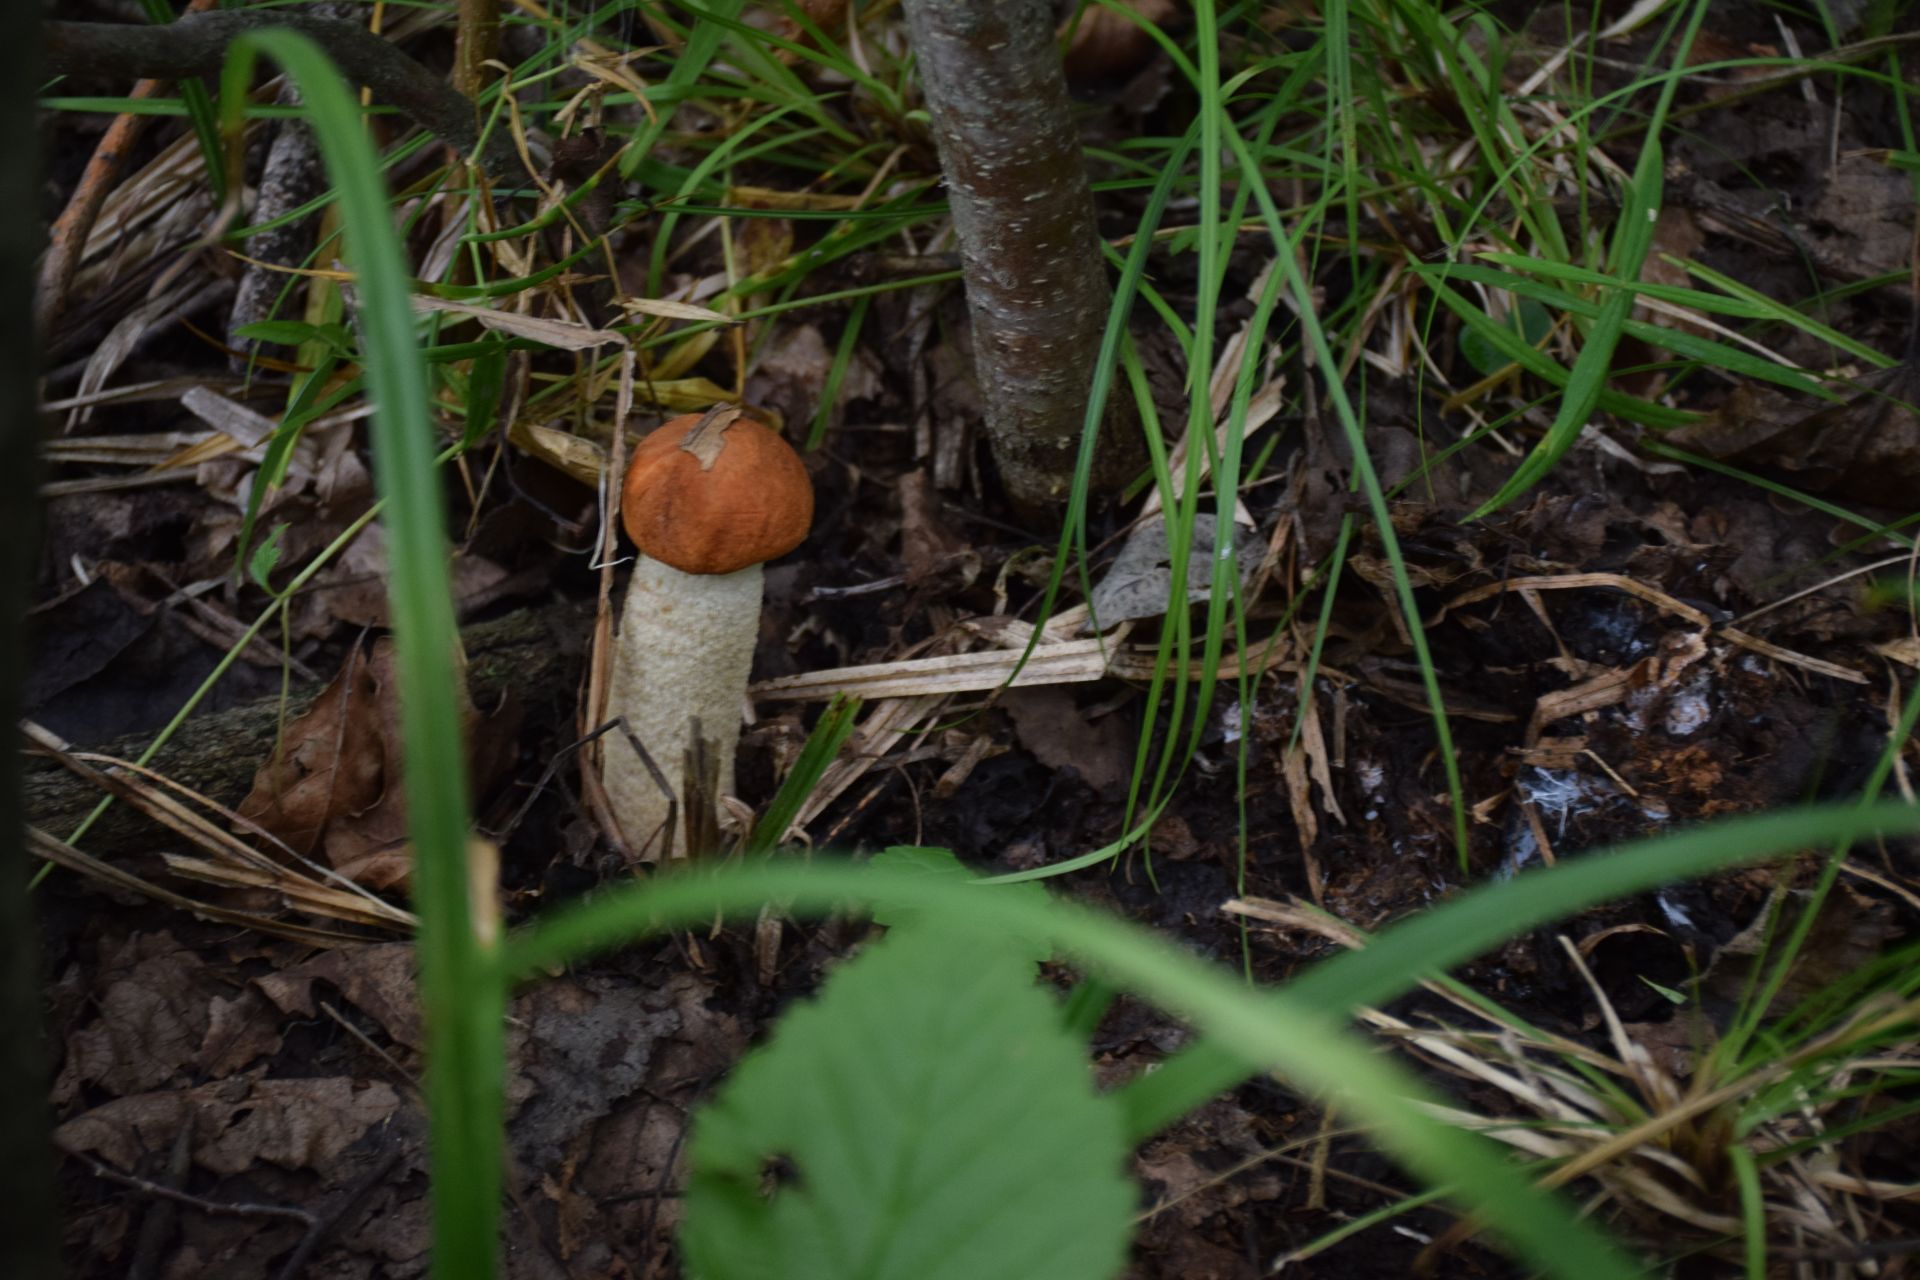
[[899, 0, 1142, 520], [44, 12, 521, 179]]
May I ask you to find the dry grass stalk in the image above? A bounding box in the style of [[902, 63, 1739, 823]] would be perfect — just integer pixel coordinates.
[[27, 734, 413, 937], [1225, 893, 1920, 1271]]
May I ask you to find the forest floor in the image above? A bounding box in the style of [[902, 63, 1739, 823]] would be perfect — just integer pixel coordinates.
[[25, 3, 1920, 1277]]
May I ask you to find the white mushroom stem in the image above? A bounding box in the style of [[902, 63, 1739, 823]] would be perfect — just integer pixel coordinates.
[[603, 556, 761, 859]]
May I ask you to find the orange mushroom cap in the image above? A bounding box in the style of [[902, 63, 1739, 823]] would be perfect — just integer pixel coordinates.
[[620, 406, 814, 575]]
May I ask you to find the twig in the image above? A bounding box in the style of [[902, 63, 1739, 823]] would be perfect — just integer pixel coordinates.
[[44, 12, 522, 179], [39, 82, 160, 338], [75, 1139, 405, 1280], [126, 1124, 194, 1280], [228, 2, 359, 372], [37, 0, 223, 338], [78, 1153, 316, 1226], [270, 1143, 406, 1280]]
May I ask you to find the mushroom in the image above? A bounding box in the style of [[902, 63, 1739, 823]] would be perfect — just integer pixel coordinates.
[[603, 405, 813, 859]]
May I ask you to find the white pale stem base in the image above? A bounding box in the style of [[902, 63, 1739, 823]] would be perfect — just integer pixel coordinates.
[[603, 557, 760, 859]]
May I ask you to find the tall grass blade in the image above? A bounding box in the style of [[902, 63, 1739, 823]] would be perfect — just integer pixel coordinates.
[[219, 30, 495, 1280], [1470, 0, 1711, 517], [1118, 802, 1920, 1139]]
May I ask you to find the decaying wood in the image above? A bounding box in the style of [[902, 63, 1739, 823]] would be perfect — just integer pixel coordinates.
[[227, 1, 361, 370], [23, 603, 587, 857], [898, 0, 1141, 519]]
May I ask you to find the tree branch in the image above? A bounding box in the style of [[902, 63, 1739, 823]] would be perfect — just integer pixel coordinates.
[[44, 12, 521, 179]]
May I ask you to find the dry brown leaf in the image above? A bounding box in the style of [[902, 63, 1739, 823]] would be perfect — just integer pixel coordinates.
[[1874, 636, 1920, 669], [236, 638, 519, 888], [52, 932, 228, 1104], [896, 468, 970, 583], [256, 942, 423, 1050], [237, 645, 385, 858], [505, 976, 689, 1173], [1698, 883, 1902, 1017], [510, 418, 608, 488], [1667, 364, 1920, 510], [1002, 687, 1131, 792], [728, 184, 863, 211], [616, 296, 734, 325], [56, 1076, 401, 1176]]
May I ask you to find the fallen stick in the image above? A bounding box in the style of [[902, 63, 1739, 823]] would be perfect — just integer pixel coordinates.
[[23, 602, 587, 857]]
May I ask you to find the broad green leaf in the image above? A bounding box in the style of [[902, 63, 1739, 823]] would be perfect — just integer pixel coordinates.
[[683, 925, 1131, 1280], [508, 852, 1683, 1280], [869, 846, 1051, 962]]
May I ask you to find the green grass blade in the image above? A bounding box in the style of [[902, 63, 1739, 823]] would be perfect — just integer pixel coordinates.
[[1419, 273, 1699, 426], [1221, 130, 1471, 868], [1474, 251, 1899, 370], [1729, 1146, 1766, 1279], [1117, 802, 1920, 1139], [1675, 258, 1899, 369], [1643, 441, 1916, 551], [138, 0, 224, 201], [805, 294, 868, 450], [743, 696, 860, 857], [1430, 263, 1837, 398], [221, 30, 495, 1280], [1470, 0, 1711, 517], [619, 0, 751, 179]]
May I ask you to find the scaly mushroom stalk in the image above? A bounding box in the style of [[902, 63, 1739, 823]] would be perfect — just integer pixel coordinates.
[[602, 407, 813, 859], [603, 557, 760, 858]]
